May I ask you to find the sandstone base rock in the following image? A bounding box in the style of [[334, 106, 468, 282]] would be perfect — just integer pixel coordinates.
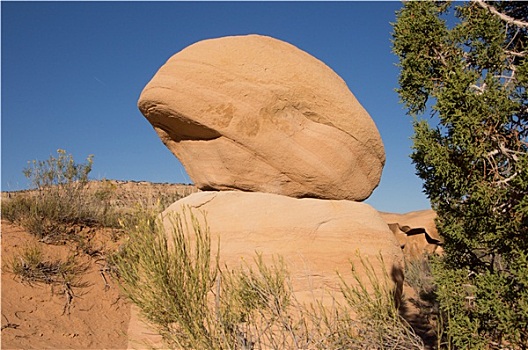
[[127, 192, 405, 348], [162, 191, 404, 302]]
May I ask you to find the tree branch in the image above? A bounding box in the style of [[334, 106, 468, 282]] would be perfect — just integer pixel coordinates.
[[505, 50, 527, 58], [494, 172, 518, 185], [474, 0, 528, 28], [470, 83, 487, 94]]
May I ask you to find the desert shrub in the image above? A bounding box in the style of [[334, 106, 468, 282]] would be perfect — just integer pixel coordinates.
[[1, 150, 120, 239], [404, 256, 436, 300], [403, 256, 444, 348], [113, 208, 424, 350], [92, 178, 120, 227], [112, 210, 220, 349], [9, 244, 88, 287], [114, 200, 165, 235], [1, 194, 33, 223], [216, 254, 307, 350], [337, 253, 424, 350]]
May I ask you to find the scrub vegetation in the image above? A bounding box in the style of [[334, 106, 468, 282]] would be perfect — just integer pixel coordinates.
[[111, 210, 424, 349]]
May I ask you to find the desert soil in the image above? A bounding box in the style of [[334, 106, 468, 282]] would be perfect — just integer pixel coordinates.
[[1, 181, 197, 349], [1, 220, 130, 349]]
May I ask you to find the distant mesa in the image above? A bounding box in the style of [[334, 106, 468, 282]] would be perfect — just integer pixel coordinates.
[[138, 34, 385, 201]]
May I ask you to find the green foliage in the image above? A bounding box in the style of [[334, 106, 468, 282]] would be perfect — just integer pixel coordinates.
[[215, 254, 298, 350], [404, 256, 436, 300], [393, 1, 528, 347], [1, 195, 33, 223], [341, 253, 397, 318], [219, 254, 291, 326], [2, 150, 120, 239], [403, 256, 444, 348], [23, 149, 93, 190], [113, 208, 424, 349], [112, 210, 219, 349]]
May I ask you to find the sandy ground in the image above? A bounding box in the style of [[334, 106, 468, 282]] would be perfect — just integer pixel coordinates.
[[1, 220, 130, 349], [1, 181, 197, 349]]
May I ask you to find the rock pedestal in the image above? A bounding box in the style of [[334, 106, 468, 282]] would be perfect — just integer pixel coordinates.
[[162, 191, 404, 303], [126, 192, 407, 349]]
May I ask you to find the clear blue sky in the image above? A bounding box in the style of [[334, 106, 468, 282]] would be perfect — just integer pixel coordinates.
[[1, 1, 431, 213]]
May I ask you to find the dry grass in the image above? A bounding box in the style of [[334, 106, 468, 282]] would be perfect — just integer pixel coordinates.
[[2, 180, 196, 242], [7, 244, 90, 315], [402, 256, 442, 349], [9, 245, 87, 286]]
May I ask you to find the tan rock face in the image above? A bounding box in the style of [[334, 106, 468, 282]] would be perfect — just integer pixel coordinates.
[[127, 192, 406, 348], [161, 191, 404, 304], [138, 35, 385, 201], [380, 210, 443, 259]]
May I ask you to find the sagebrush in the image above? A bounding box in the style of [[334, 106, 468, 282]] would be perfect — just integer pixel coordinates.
[[2, 150, 120, 239], [112, 208, 424, 349]]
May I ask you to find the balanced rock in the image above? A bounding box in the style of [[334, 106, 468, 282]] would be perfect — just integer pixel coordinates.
[[138, 35, 385, 201], [160, 191, 404, 303]]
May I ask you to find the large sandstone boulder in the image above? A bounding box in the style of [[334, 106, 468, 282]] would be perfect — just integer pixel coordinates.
[[138, 35, 385, 201], [160, 191, 403, 303]]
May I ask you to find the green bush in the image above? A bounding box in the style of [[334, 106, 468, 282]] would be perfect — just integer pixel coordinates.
[[1, 195, 33, 223], [338, 253, 424, 350], [404, 257, 435, 300], [113, 208, 424, 349], [2, 150, 120, 239], [112, 210, 220, 349], [392, 1, 528, 347]]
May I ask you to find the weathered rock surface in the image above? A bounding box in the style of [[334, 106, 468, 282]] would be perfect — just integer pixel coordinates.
[[127, 191, 405, 348], [138, 35, 385, 201], [380, 210, 443, 259], [161, 191, 404, 302]]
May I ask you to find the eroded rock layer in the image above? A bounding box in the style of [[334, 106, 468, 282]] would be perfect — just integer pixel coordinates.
[[162, 191, 404, 303], [380, 210, 443, 259]]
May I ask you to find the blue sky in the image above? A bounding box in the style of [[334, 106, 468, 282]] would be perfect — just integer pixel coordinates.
[[2, 1, 431, 213]]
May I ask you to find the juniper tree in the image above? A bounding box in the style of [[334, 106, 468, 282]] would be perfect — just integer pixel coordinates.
[[392, 1, 528, 347]]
